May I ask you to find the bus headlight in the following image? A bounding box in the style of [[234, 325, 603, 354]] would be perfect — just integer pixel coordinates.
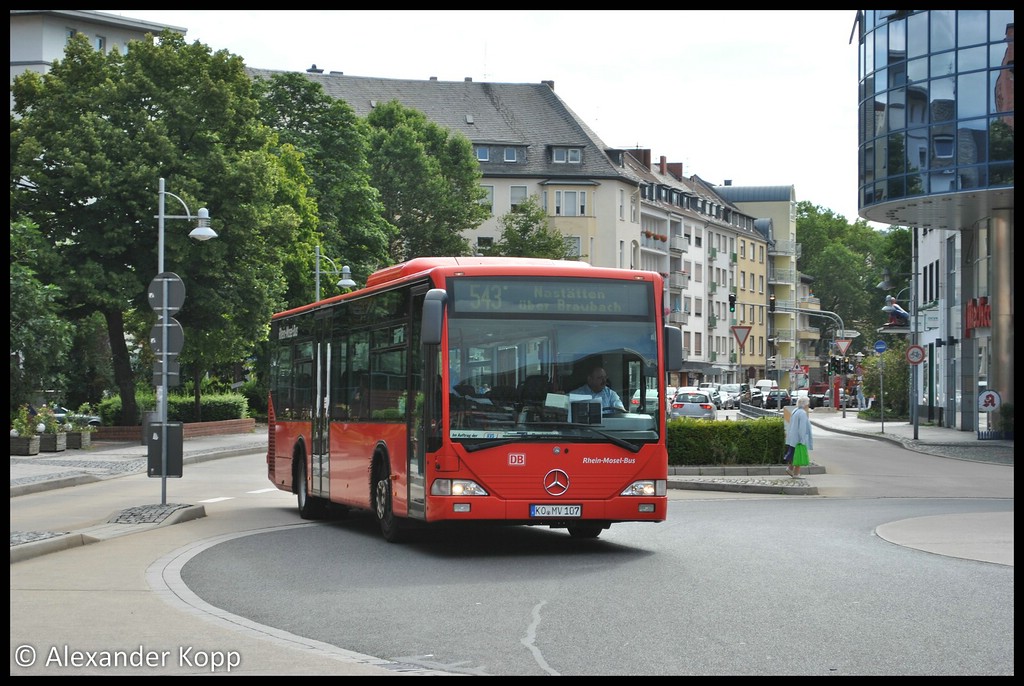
[[620, 480, 666, 497], [431, 479, 489, 496]]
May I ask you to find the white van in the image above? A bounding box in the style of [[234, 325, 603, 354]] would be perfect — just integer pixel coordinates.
[[754, 379, 778, 394]]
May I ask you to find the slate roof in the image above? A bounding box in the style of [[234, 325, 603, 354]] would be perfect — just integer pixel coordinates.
[[246, 68, 642, 185], [713, 185, 795, 205]]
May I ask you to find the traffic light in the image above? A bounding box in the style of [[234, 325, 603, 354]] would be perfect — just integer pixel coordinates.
[[769, 294, 776, 312], [728, 293, 736, 313]]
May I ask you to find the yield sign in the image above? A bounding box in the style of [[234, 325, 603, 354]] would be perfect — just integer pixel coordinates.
[[731, 325, 751, 348], [835, 339, 852, 356]]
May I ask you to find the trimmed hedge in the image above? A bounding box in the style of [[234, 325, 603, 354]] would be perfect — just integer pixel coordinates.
[[667, 416, 785, 466]]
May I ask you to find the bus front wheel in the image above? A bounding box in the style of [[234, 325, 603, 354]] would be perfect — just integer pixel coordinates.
[[373, 458, 407, 543]]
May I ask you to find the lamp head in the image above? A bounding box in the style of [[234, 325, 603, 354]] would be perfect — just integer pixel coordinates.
[[336, 265, 357, 289], [189, 207, 217, 241]]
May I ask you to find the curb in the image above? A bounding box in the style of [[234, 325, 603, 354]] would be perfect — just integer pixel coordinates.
[[10, 504, 206, 564], [668, 478, 817, 495]]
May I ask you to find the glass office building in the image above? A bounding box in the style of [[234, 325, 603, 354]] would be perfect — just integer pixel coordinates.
[[855, 10, 1014, 432]]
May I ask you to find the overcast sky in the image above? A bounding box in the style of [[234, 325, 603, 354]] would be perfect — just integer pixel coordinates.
[[103, 10, 874, 226]]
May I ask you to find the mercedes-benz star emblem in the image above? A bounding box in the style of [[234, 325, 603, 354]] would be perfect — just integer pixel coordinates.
[[543, 469, 569, 496]]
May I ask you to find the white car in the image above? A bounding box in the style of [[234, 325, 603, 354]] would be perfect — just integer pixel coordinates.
[[698, 382, 724, 409], [669, 388, 718, 420], [718, 383, 742, 409]]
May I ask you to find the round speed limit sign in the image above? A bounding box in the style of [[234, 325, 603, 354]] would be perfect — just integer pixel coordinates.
[[906, 344, 926, 365]]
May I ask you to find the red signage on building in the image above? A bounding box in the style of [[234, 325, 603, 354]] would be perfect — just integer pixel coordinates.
[[965, 297, 991, 338]]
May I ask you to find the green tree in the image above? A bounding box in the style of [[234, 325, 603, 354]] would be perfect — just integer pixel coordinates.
[[795, 202, 908, 356], [860, 338, 911, 417], [365, 101, 490, 261], [483, 196, 578, 259], [10, 31, 307, 423], [252, 72, 391, 295], [9, 217, 73, 410]]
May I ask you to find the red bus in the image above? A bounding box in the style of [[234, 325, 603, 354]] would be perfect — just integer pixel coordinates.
[[267, 257, 682, 541]]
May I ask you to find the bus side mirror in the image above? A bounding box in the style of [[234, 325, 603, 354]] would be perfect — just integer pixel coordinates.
[[421, 288, 447, 346], [664, 325, 683, 372]]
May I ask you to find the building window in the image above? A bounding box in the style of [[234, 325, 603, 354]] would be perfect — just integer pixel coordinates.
[[552, 147, 582, 163], [65, 28, 78, 44], [480, 185, 494, 215], [510, 185, 528, 211], [475, 146, 489, 162], [476, 237, 493, 254], [554, 190, 586, 217], [504, 147, 517, 163], [94, 35, 106, 52], [618, 189, 625, 220]]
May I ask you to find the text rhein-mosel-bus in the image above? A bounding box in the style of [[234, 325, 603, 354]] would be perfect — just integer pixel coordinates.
[[267, 257, 683, 541]]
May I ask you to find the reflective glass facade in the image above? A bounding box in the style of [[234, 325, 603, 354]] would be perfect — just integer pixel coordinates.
[[857, 10, 1014, 210]]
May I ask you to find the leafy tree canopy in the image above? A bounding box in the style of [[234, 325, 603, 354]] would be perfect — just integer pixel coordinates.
[[10, 31, 309, 422], [365, 101, 490, 261]]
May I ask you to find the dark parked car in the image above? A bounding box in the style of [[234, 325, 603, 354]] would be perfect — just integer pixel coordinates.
[[763, 389, 792, 409]]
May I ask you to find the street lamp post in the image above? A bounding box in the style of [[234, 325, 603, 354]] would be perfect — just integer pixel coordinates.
[[154, 177, 216, 505], [314, 245, 356, 301], [877, 252, 920, 440]]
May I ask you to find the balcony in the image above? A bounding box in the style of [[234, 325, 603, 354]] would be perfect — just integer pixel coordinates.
[[669, 311, 689, 325], [708, 314, 718, 329], [708, 247, 718, 262], [708, 281, 718, 295], [709, 351, 717, 362], [730, 251, 737, 264], [670, 235, 688, 253], [669, 273, 688, 289]]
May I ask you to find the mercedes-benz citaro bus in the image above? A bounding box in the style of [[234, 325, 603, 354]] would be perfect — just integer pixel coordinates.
[[267, 257, 683, 542]]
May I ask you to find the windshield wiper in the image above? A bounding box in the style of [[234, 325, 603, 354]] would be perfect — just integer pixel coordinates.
[[516, 422, 642, 453]]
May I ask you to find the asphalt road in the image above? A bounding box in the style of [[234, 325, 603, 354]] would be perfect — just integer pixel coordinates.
[[172, 427, 1013, 676]]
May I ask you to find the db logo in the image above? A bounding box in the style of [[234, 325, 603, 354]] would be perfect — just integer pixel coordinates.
[[508, 453, 526, 466]]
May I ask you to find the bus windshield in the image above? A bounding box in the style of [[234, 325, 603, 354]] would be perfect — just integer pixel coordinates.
[[445, 277, 662, 443]]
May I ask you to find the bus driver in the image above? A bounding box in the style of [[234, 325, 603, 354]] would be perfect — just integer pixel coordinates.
[[572, 367, 627, 414]]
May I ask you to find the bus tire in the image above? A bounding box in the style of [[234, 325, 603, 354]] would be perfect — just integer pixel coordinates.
[[567, 523, 604, 539], [296, 455, 327, 520], [373, 457, 406, 543]]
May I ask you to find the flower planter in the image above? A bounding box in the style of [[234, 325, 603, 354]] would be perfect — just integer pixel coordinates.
[[66, 431, 92, 449], [11, 435, 40, 456], [39, 432, 67, 452]]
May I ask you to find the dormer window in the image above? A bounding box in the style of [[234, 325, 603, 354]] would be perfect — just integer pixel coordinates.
[[504, 147, 518, 162], [552, 147, 582, 164], [476, 146, 490, 162]]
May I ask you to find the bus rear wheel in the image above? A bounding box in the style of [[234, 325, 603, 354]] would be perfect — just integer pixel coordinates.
[[373, 459, 406, 542]]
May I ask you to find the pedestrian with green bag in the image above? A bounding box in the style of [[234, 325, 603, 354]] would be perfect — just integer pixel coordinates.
[[785, 395, 814, 478]]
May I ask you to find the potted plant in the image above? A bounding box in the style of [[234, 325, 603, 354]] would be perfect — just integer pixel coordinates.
[[65, 403, 98, 449], [35, 405, 67, 452], [10, 404, 40, 456]]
